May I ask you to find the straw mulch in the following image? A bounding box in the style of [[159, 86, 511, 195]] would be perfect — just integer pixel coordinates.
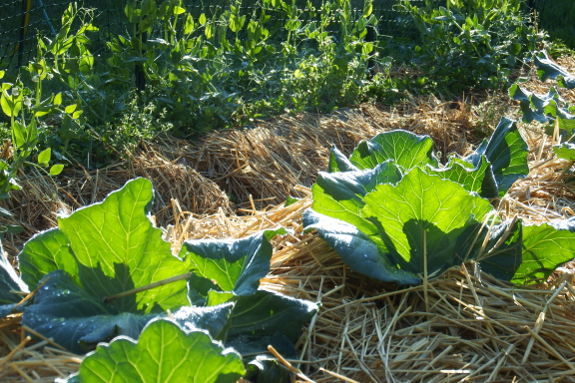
[[167, 181, 575, 383], [0, 94, 480, 256], [139, 94, 479, 210], [0, 144, 232, 256], [3, 190, 575, 382], [2, 68, 575, 381]]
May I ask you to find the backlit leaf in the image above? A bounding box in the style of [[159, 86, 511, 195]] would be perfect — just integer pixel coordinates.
[[512, 220, 575, 285], [350, 130, 439, 171], [67, 319, 245, 383], [182, 228, 285, 297]]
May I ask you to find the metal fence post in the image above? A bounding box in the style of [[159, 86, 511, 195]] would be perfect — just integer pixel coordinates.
[[17, 0, 32, 67]]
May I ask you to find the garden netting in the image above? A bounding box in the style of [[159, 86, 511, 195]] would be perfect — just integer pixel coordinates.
[[0, 0, 428, 69]]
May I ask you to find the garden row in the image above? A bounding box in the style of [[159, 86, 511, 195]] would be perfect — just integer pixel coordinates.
[[3, 69, 575, 377]]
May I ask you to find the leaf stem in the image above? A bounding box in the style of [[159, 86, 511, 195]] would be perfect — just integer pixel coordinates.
[[14, 276, 50, 310], [423, 230, 429, 313], [101, 272, 191, 303], [268, 345, 316, 383]]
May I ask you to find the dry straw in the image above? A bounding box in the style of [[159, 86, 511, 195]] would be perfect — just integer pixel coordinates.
[[2, 60, 575, 381]]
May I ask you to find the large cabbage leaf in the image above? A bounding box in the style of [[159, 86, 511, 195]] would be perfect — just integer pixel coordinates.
[[304, 167, 520, 284], [428, 155, 498, 198], [226, 290, 317, 355], [181, 228, 286, 298], [512, 219, 575, 285], [464, 118, 528, 196], [332, 121, 528, 198], [62, 319, 245, 383], [362, 167, 493, 267], [20, 178, 191, 352], [18, 228, 78, 288], [180, 231, 318, 357], [348, 130, 439, 171], [311, 161, 402, 252]]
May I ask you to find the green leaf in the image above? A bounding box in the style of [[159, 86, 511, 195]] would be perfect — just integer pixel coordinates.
[[0, 206, 12, 217], [512, 220, 575, 285], [0, 95, 13, 117], [50, 164, 65, 176], [553, 142, 575, 161], [67, 319, 245, 383], [26, 118, 38, 147], [187, 273, 218, 306], [171, 303, 234, 340], [303, 209, 420, 284], [64, 104, 77, 114], [207, 290, 235, 306], [284, 196, 300, 207], [363, 168, 493, 270], [6, 225, 23, 234], [509, 81, 575, 127], [38, 148, 51, 166], [20, 179, 191, 352], [428, 155, 498, 198], [22, 270, 157, 353], [184, 13, 195, 34], [26, 278, 235, 355], [311, 162, 403, 251], [34, 106, 54, 117], [508, 84, 548, 124], [139, 16, 157, 33], [349, 130, 439, 171], [1, 88, 22, 118], [557, 115, 575, 133], [466, 118, 528, 196], [245, 356, 292, 383], [57, 178, 190, 312], [328, 145, 358, 173], [304, 167, 495, 285], [227, 290, 317, 352], [12, 120, 26, 149], [54, 92, 63, 106], [173, 5, 186, 15], [19, 228, 78, 288], [181, 228, 285, 296], [535, 51, 575, 89], [317, 161, 402, 200], [476, 219, 523, 281]]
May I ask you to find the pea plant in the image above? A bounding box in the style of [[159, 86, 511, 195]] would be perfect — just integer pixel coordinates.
[[399, 0, 543, 94]]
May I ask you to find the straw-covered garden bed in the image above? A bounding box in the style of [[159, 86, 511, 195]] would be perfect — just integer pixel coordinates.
[[1, 56, 575, 382]]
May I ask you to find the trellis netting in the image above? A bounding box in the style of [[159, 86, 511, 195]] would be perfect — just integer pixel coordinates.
[[0, 0, 427, 69]]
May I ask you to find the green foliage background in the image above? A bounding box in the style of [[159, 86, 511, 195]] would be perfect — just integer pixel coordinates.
[[536, 0, 575, 49], [0, 0, 551, 198]]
